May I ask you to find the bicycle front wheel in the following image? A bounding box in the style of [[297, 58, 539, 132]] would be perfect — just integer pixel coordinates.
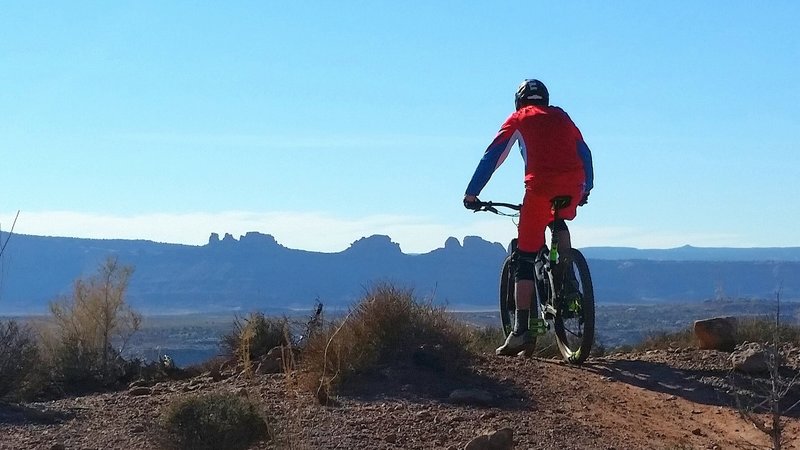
[[553, 248, 595, 364], [498, 255, 515, 338]]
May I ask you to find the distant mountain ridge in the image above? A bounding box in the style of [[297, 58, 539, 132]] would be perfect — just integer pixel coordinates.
[[0, 231, 798, 314], [582, 245, 800, 262]]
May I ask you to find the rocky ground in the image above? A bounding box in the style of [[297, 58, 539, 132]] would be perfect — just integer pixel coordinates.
[[1, 347, 799, 450]]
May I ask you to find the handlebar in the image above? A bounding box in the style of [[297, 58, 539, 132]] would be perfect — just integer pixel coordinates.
[[467, 200, 521, 215]]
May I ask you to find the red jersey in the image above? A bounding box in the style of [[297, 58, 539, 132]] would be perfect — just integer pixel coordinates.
[[465, 105, 593, 195]]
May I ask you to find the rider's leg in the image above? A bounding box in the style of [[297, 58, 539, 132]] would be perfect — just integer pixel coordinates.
[[496, 259, 537, 356], [547, 180, 582, 261], [513, 264, 535, 334], [496, 190, 546, 356], [515, 280, 534, 311], [557, 227, 571, 256], [512, 191, 547, 335], [551, 219, 572, 278], [552, 219, 580, 300]]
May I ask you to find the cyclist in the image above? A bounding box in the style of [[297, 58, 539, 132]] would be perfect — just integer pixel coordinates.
[[463, 79, 594, 356]]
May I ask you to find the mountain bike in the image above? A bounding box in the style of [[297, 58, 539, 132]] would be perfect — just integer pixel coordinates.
[[472, 197, 595, 364]]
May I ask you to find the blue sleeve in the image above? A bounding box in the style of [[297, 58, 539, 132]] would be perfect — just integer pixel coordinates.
[[577, 140, 593, 191], [465, 121, 517, 196]]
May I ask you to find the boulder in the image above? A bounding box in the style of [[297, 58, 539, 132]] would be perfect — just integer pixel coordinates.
[[693, 316, 738, 351], [731, 342, 778, 373], [127, 386, 152, 396], [464, 428, 513, 450], [449, 388, 494, 406]]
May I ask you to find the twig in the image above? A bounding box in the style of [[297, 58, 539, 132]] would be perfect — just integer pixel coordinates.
[[0, 210, 20, 259], [318, 308, 355, 402]]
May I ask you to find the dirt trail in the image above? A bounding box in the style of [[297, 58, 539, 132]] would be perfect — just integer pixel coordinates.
[[535, 356, 799, 449], [1, 350, 798, 449]]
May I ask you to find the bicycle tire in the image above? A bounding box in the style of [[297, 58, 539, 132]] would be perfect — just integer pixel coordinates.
[[498, 255, 515, 338], [553, 248, 595, 364], [499, 255, 538, 357]]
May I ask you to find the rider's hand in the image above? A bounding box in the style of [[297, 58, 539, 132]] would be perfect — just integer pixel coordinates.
[[579, 191, 590, 206], [463, 195, 481, 210]]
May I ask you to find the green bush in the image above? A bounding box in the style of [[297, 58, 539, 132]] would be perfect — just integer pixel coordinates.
[[0, 320, 44, 401], [160, 392, 268, 450]]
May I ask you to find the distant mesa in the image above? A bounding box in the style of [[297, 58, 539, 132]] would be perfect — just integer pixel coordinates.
[[345, 235, 402, 255], [240, 232, 281, 247], [444, 236, 461, 249], [206, 231, 282, 248], [463, 235, 507, 253]]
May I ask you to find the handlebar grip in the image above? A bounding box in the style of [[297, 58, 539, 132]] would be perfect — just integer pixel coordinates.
[[463, 198, 482, 210]]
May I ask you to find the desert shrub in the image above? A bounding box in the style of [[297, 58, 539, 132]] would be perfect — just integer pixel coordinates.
[[463, 325, 504, 354], [221, 312, 289, 372], [634, 327, 696, 351], [590, 341, 607, 357], [42, 257, 141, 390], [300, 284, 471, 397], [628, 316, 800, 352], [117, 356, 191, 386], [0, 320, 45, 401], [183, 355, 229, 378], [160, 392, 268, 450], [735, 316, 800, 345]]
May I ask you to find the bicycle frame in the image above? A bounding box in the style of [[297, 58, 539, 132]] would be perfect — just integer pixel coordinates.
[[539, 197, 571, 321], [472, 197, 595, 363], [471, 200, 558, 315]]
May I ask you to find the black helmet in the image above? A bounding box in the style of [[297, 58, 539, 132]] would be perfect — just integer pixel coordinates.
[[515, 79, 549, 110]]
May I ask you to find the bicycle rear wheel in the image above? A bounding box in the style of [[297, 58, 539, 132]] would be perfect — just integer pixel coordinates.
[[553, 248, 595, 364]]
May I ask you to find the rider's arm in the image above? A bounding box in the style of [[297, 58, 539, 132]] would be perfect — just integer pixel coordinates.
[[577, 139, 593, 192], [465, 117, 520, 196]]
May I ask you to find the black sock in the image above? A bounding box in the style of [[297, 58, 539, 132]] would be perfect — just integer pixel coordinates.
[[514, 309, 529, 335]]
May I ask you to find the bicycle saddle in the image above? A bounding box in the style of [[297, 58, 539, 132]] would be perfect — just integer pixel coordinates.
[[550, 196, 572, 210]]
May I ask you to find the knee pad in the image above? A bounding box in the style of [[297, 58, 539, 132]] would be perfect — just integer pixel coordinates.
[[549, 219, 569, 233], [513, 249, 538, 281]]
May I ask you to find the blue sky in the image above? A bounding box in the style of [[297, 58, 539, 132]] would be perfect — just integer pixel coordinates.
[[2, 2, 798, 253]]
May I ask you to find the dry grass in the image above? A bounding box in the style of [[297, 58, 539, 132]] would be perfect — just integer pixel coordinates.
[[298, 284, 471, 401], [0, 320, 44, 401], [629, 315, 800, 352], [736, 315, 800, 345], [634, 328, 697, 351], [39, 257, 141, 389], [221, 312, 290, 375]]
